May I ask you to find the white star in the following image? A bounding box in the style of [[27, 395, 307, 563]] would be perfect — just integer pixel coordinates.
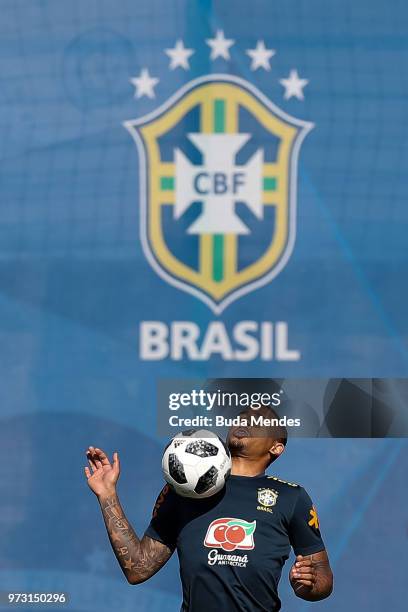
[[279, 69, 309, 100], [246, 40, 275, 71], [165, 39, 194, 70], [129, 68, 159, 99], [206, 30, 235, 60]]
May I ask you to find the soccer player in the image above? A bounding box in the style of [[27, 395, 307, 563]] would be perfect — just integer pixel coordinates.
[[85, 406, 333, 611]]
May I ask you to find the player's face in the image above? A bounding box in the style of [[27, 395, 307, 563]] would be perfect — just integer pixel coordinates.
[[226, 408, 279, 459]]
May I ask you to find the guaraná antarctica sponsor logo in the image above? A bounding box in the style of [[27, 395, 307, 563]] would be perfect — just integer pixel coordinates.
[[124, 34, 312, 361], [204, 517, 256, 567]]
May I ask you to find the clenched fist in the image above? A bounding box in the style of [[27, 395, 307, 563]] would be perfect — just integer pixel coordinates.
[[290, 554, 317, 593]]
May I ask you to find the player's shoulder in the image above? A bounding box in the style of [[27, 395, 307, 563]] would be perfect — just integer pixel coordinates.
[[264, 475, 306, 499], [152, 483, 179, 518], [265, 474, 301, 489]]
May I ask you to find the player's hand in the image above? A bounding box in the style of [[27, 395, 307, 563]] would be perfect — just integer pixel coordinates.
[[290, 555, 317, 593], [84, 447, 120, 498]]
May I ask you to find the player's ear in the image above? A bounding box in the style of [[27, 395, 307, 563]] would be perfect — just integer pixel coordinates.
[[268, 440, 285, 462]]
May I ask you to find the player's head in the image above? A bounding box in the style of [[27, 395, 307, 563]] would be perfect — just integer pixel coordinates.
[[204, 378, 287, 469], [226, 404, 287, 467]]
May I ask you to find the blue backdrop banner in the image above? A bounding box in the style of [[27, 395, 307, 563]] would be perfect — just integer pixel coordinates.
[[0, 1, 407, 611]]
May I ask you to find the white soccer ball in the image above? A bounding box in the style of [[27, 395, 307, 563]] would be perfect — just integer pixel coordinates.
[[162, 429, 232, 499]]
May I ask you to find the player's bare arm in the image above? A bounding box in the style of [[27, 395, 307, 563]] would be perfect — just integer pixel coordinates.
[[289, 550, 333, 601], [84, 446, 173, 584]]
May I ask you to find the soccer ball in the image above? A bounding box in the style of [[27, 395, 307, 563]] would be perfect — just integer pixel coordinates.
[[162, 429, 231, 499]]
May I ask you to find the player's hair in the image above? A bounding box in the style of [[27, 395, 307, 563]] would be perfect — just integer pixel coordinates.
[[205, 378, 288, 449], [259, 405, 288, 447], [247, 404, 287, 466]]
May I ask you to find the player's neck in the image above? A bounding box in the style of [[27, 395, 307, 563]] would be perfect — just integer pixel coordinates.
[[231, 456, 266, 477]]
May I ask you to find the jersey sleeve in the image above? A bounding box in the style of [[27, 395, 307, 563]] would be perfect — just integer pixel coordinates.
[[288, 487, 326, 556], [144, 484, 179, 550]]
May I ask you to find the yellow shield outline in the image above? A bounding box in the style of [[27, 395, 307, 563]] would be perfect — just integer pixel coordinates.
[[124, 74, 313, 313]]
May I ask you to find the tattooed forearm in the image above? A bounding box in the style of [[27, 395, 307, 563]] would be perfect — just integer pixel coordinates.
[[99, 494, 172, 584]]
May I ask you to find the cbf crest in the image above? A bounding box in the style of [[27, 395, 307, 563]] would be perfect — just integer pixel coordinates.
[[257, 487, 279, 512], [125, 74, 313, 313]]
